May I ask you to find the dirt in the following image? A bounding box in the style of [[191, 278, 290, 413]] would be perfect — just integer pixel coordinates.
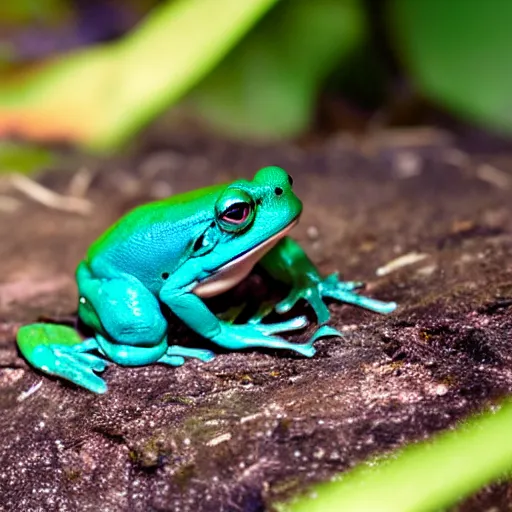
[[1, 129, 511, 511]]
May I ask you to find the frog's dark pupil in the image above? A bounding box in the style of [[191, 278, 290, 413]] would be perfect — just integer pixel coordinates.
[[227, 207, 243, 220], [275, 187, 283, 196], [287, 174, 293, 186], [161, 272, 169, 279], [224, 203, 248, 221]]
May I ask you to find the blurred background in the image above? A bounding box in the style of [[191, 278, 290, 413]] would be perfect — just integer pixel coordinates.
[[1, 0, 511, 158]]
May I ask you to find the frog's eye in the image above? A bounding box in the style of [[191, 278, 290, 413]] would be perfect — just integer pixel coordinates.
[[216, 188, 255, 232], [221, 203, 251, 224]]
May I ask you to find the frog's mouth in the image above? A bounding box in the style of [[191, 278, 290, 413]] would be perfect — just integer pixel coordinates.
[[193, 218, 299, 298]]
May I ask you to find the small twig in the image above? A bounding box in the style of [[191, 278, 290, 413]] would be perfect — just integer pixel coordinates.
[[67, 167, 95, 198], [476, 164, 511, 190], [17, 381, 43, 402], [376, 252, 430, 277], [361, 127, 453, 156], [206, 432, 232, 446], [441, 148, 471, 168], [8, 173, 93, 215]]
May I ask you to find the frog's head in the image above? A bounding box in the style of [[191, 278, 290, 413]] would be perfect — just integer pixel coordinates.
[[193, 166, 302, 297]]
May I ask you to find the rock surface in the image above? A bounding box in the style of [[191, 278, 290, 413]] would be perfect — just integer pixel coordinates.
[[1, 130, 511, 511]]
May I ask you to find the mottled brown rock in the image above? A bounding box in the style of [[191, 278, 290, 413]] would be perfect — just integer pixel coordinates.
[[1, 131, 511, 511]]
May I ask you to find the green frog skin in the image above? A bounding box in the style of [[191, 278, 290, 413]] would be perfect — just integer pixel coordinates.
[[17, 166, 396, 393]]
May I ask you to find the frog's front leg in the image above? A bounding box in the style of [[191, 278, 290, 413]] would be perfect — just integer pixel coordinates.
[[260, 237, 397, 324], [77, 264, 216, 369], [18, 265, 215, 394], [160, 281, 322, 357]]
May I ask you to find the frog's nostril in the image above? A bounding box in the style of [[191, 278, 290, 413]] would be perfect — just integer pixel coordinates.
[[275, 187, 283, 196], [287, 174, 293, 186]]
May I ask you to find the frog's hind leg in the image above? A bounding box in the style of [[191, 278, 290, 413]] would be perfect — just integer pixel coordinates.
[[17, 323, 109, 394], [77, 262, 215, 368]]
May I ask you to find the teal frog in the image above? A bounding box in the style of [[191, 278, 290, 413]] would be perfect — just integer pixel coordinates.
[[17, 166, 396, 393]]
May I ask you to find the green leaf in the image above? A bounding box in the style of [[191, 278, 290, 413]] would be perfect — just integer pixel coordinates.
[[389, 0, 512, 134], [0, 141, 54, 174], [0, 0, 278, 151], [0, 0, 70, 24], [279, 400, 512, 512], [187, 0, 366, 140]]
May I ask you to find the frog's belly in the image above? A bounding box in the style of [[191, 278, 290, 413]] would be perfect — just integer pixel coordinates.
[[193, 220, 297, 298]]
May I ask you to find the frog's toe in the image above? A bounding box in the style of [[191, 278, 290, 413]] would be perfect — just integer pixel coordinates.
[[70, 370, 108, 394], [165, 345, 215, 362], [257, 315, 308, 336], [56, 349, 110, 372], [289, 326, 342, 359], [311, 325, 343, 341], [351, 296, 397, 314], [192, 349, 215, 362], [377, 300, 398, 314], [324, 288, 397, 315], [159, 355, 186, 366], [306, 293, 331, 325], [337, 280, 365, 291], [292, 343, 316, 358]]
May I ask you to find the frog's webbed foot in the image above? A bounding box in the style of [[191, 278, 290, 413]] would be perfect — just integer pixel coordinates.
[[276, 273, 397, 324], [211, 315, 323, 357], [17, 324, 109, 394], [40, 341, 110, 394], [320, 273, 397, 315]]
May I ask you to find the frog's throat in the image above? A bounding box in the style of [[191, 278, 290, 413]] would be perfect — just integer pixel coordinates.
[[193, 218, 299, 298]]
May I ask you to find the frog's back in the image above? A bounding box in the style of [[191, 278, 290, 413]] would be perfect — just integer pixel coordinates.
[[85, 184, 223, 284]]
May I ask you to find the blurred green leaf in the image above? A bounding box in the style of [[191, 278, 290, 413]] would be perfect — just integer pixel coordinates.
[[0, 141, 54, 174], [279, 401, 512, 512], [389, 0, 512, 134], [187, 0, 366, 140], [0, 0, 278, 151], [0, 0, 70, 24]]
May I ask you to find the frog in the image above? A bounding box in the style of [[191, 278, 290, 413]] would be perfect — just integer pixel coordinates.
[[17, 166, 396, 394]]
